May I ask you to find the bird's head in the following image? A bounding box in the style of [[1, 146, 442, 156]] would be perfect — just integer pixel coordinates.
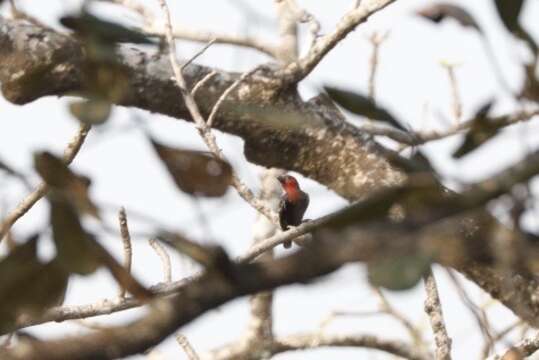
[[277, 174, 299, 188], [277, 175, 302, 201]]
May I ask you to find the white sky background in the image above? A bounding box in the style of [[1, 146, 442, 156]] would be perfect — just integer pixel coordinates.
[[1, 0, 539, 359]]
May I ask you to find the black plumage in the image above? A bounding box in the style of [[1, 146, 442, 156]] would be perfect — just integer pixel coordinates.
[[277, 175, 309, 249]]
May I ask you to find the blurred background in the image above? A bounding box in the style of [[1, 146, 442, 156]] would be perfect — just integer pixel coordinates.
[[1, 0, 539, 358]]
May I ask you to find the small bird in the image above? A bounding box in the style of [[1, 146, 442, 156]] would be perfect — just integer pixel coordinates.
[[277, 174, 309, 248]]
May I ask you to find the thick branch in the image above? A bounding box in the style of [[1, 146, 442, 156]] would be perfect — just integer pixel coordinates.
[[0, 17, 405, 201], [3, 16, 539, 352]]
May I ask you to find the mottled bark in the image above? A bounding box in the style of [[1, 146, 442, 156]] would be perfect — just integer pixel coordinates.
[[0, 17, 405, 201], [2, 16, 539, 343]]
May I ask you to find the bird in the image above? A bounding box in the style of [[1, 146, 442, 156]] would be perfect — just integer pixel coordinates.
[[277, 174, 309, 248]]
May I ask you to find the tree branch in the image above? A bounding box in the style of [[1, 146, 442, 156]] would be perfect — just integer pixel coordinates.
[[277, 0, 397, 83], [0, 123, 91, 241], [423, 268, 452, 360]]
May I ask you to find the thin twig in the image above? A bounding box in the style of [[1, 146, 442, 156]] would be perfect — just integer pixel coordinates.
[[156, 0, 278, 225], [146, 26, 278, 58], [482, 320, 523, 359], [363, 109, 539, 146], [272, 333, 429, 360], [423, 268, 452, 360], [149, 238, 172, 283], [176, 333, 200, 360], [318, 310, 383, 333], [118, 207, 133, 298], [191, 70, 218, 98], [100, 0, 278, 56], [367, 31, 389, 101], [181, 39, 216, 71], [0, 124, 91, 242], [446, 269, 495, 355], [206, 67, 261, 128], [441, 62, 462, 123], [279, 0, 397, 83], [374, 288, 424, 348]]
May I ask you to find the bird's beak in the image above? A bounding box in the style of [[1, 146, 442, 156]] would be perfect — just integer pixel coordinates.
[[277, 175, 285, 184]]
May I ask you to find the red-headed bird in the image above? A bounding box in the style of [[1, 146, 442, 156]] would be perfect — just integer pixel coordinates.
[[277, 174, 309, 248]]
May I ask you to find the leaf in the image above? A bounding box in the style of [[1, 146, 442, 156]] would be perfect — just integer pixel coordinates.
[[50, 197, 102, 275], [416, 3, 481, 31], [0, 236, 69, 333], [367, 255, 431, 291], [49, 197, 152, 299], [324, 86, 406, 130], [151, 139, 233, 197], [60, 10, 155, 45], [96, 243, 153, 300], [34, 151, 99, 218], [69, 99, 112, 125], [157, 232, 231, 272], [494, 0, 524, 33], [452, 100, 499, 158], [520, 61, 539, 101]]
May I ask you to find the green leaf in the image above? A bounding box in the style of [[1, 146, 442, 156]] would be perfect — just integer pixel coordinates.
[[416, 4, 481, 31], [324, 86, 405, 130], [151, 138, 233, 197], [367, 255, 431, 291], [69, 99, 112, 125]]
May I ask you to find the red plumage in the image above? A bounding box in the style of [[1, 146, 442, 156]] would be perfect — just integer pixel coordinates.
[[277, 175, 309, 248]]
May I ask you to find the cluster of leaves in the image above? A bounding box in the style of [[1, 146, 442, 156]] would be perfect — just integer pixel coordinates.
[[61, 8, 156, 125], [325, 1, 538, 160], [0, 137, 235, 333], [320, 1, 539, 290]]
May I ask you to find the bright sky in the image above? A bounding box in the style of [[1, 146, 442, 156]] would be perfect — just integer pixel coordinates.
[[1, 0, 539, 359]]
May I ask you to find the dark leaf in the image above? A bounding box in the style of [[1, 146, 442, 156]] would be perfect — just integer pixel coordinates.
[[417, 3, 481, 31], [34, 151, 99, 218], [95, 242, 153, 300], [386, 150, 435, 175], [324, 86, 405, 130], [0, 236, 69, 333], [151, 139, 233, 197], [520, 62, 539, 101], [321, 175, 444, 230], [49, 198, 152, 299], [367, 255, 431, 291], [50, 197, 102, 275], [494, 0, 524, 33], [69, 99, 112, 125], [60, 10, 155, 45], [157, 232, 231, 273], [452, 100, 499, 158]]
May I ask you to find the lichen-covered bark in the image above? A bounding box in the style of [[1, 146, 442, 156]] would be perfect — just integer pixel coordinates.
[[2, 17, 539, 330], [0, 17, 405, 201]]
